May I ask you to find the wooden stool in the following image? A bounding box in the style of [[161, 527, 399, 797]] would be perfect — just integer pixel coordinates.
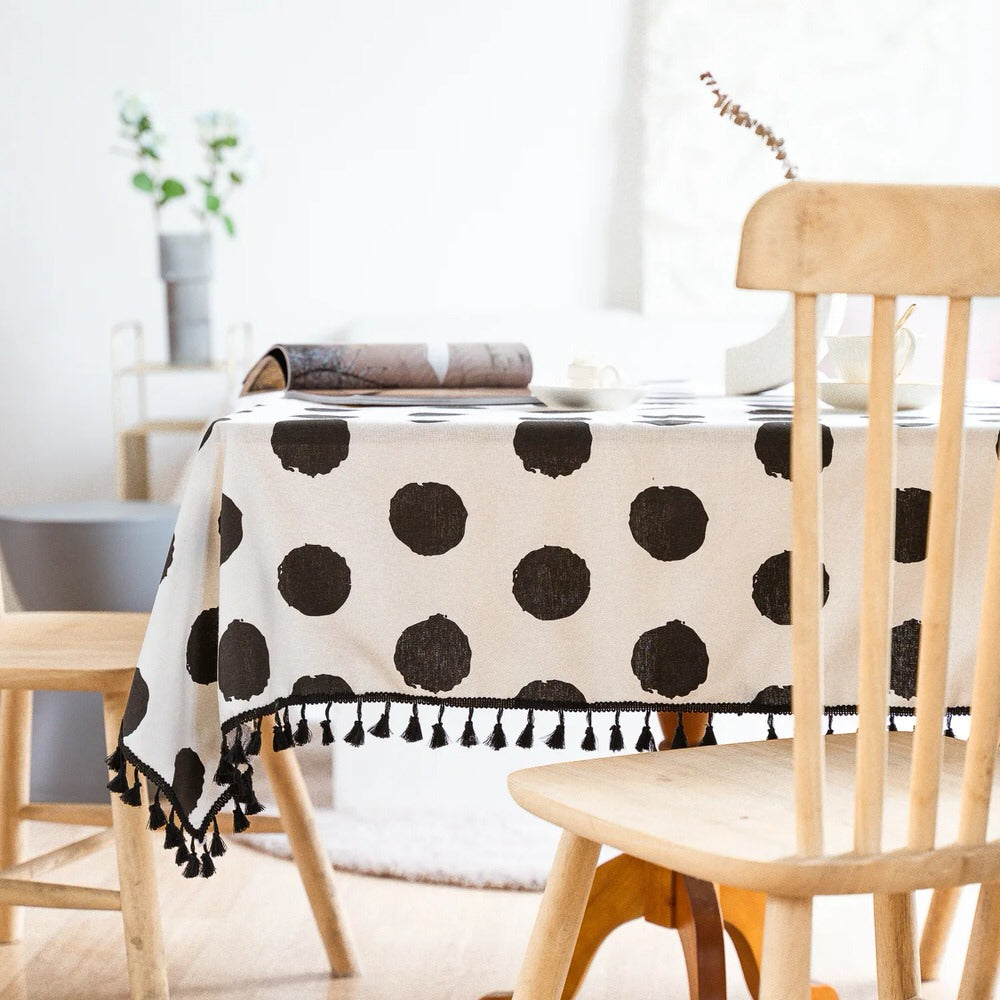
[[0, 611, 170, 998]]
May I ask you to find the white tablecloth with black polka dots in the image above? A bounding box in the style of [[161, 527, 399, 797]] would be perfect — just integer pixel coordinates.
[[114, 383, 1000, 854]]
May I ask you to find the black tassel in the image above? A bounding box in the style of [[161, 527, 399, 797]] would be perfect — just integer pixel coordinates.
[[282, 707, 295, 747], [515, 709, 535, 749], [246, 718, 263, 756], [609, 711, 624, 752], [105, 745, 124, 772], [200, 848, 216, 878], [581, 711, 597, 751], [148, 789, 167, 830], [485, 708, 507, 750], [175, 839, 191, 866], [210, 819, 227, 858], [401, 704, 423, 743], [826, 713, 834, 736], [766, 714, 778, 740], [698, 713, 718, 746], [229, 727, 248, 765], [272, 712, 292, 753], [107, 762, 129, 796], [244, 793, 265, 816], [344, 702, 366, 747], [945, 714, 955, 738], [369, 701, 392, 739], [888, 712, 898, 732], [213, 754, 237, 787], [121, 768, 143, 807], [635, 711, 657, 752], [163, 810, 184, 850], [460, 708, 479, 747], [183, 840, 201, 878], [545, 711, 566, 750], [430, 705, 450, 748], [294, 706, 312, 746], [321, 704, 335, 745], [670, 712, 688, 749], [232, 802, 250, 833]]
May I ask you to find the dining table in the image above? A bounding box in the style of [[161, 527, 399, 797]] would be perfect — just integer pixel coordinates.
[[108, 378, 1000, 999]]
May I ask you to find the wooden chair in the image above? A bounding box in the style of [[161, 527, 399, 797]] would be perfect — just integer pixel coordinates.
[[505, 182, 1000, 1000], [0, 578, 360, 997]]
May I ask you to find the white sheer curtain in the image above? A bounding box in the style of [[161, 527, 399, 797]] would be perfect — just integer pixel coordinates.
[[642, 0, 1000, 378]]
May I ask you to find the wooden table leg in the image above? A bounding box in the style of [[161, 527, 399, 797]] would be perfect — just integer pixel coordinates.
[[258, 715, 360, 977]]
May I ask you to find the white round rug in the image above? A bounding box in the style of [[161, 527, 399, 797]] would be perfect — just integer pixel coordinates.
[[245, 806, 560, 891]]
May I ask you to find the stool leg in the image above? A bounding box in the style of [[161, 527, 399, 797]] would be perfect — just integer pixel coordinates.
[[102, 690, 169, 999], [0, 689, 32, 943]]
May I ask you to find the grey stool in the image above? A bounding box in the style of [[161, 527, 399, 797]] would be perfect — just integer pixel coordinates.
[[0, 501, 177, 801]]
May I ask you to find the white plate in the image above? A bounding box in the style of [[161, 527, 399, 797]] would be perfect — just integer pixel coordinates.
[[529, 384, 644, 411], [819, 380, 941, 412]]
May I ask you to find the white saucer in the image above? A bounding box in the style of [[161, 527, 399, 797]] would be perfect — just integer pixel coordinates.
[[819, 380, 941, 412], [529, 384, 644, 411]]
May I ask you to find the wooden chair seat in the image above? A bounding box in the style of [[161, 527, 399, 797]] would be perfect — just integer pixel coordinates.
[[0, 611, 149, 690], [510, 733, 1000, 899]]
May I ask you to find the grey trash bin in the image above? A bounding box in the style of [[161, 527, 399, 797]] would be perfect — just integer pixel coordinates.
[[0, 501, 178, 802]]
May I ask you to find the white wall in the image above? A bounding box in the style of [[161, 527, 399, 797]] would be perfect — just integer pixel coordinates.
[[0, 0, 643, 505]]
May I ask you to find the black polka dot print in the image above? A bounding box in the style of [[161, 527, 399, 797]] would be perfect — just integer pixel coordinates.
[[891, 618, 921, 699], [513, 419, 592, 478], [512, 546, 590, 620], [121, 669, 149, 737], [515, 680, 587, 705], [277, 544, 351, 616], [290, 674, 356, 700], [629, 486, 708, 561], [749, 684, 792, 710], [754, 422, 834, 480], [218, 620, 270, 702], [161, 536, 174, 581], [895, 488, 931, 563], [185, 608, 219, 685], [218, 495, 243, 565], [631, 621, 709, 698], [271, 419, 350, 476], [389, 482, 468, 555], [752, 551, 830, 625], [199, 418, 229, 450], [172, 747, 205, 814], [394, 614, 472, 692]]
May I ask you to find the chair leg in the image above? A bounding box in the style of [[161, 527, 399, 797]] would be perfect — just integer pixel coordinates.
[[512, 830, 601, 1000], [258, 715, 359, 977], [758, 895, 812, 1000], [957, 881, 1000, 1000], [102, 690, 169, 1000], [919, 885, 961, 981], [0, 689, 32, 943], [873, 892, 919, 1000]]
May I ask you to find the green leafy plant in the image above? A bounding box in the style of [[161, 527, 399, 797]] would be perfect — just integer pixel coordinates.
[[116, 93, 249, 236]]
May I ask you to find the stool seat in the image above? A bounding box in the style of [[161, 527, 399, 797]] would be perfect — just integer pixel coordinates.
[[0, 612, 149, 691]]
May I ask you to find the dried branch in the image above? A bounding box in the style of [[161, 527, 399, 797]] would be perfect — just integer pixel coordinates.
[[699, 71, 798, 180]]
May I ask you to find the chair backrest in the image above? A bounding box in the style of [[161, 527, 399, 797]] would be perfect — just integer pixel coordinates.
[[736, 182, 1000, 858]]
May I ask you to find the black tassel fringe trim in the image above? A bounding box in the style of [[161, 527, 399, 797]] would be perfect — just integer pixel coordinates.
[[107, 697, 967, 882]]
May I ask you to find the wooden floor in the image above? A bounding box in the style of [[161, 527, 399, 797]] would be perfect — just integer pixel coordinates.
[[0, 821, 983, 1000]]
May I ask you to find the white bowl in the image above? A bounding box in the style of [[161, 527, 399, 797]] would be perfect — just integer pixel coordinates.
[[529, 384, 644, 411]]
